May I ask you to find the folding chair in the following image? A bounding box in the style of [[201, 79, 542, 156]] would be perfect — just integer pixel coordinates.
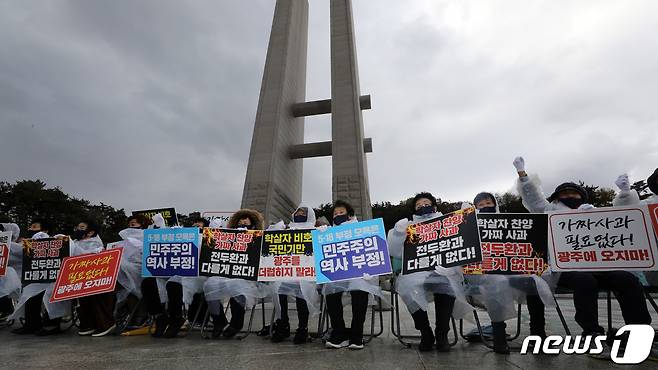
[[200, 300, 259, 340], [389, 273, 458, 348], [315, 290, 385, 344], [458, 305, 521, 350]]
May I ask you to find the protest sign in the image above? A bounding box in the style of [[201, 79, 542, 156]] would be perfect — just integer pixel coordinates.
[[463, 213, 548, 275], [403, 207, 482, 274], [0, 231, 11, 277], [142, 227, 200, 277], [649, 204, 658, 238], [312, 218, 391, 284], [132, 207, 178, 227], [21, 237, 70, 284], [548, 206, 658, 272], [202, 211, 235, 227], [258, 229, 315, 281], [50, 248, 122, 302], [199, 228, 263, 281]]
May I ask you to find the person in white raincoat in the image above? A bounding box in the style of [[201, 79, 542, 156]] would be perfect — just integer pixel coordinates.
[[139, 213, 187, 338], [113, 214, 150, 319], [387, 192, 472, 352], [323, 200, 383, 351], [269, 203, 321, 345], [463, 192, 553, 354], [513, 156, 651, 336], [11, 220, 69, 335], [204, 209, 264, 339], [0, 223, 23, 320], [65, 221, 116, 337], [612, 170, 658, 289], [612, 169, 658, 206]]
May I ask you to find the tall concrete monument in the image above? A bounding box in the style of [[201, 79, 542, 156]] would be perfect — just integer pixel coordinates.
[[241, 0, 373, 223]]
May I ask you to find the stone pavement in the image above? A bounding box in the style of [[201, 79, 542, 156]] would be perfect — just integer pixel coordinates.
[[1, 295, 656, 369]]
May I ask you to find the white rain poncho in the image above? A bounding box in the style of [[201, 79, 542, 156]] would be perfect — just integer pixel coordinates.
[[10, 232, 73, 320], [387, 212, 472, 319], [461, 193, 554, 322], [611, 175, 658, 288], [321, 218, 384, 300], [0, 223, 22, 300], [203, 209, 266, 313], [269, 203, 321, 320], [517, 174, 595, 290], [115, 227, 146, 303], [70, 235, 104, 256]]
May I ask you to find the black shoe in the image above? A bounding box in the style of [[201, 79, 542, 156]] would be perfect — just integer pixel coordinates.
[[348, 337, 364, 350], [211, 315, 227, 339], [257, 325, 270, 337], [271, 320, 291, 343], [222, 325, 240, 338], [151, 314, 168, 338], [530, 328, 547, 340], [435, 330, 451, 352], [325, 332, 349, 349], [163, 316, 185, 338], [418, 328, 435, 352], [11, 326, 40, 335], [293, 328, 308, 345], [35, 326, 61, 336], [492, 322, 510, 354]]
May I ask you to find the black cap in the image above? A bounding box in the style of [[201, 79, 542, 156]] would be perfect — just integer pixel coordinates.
[[548, 182, 589, 203]]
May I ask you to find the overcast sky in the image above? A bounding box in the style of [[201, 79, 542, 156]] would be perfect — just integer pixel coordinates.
[[2, 0, 657, 215]]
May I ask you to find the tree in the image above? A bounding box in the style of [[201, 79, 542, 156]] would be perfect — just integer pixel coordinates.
[[0, 180, 128, 242]]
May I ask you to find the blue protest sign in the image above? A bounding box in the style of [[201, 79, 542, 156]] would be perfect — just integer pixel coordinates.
[[142, 227, 200, 277], [312, 218, 392, 284]]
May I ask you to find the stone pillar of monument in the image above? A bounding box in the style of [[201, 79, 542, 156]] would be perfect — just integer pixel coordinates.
[[329, 0, 373, 220], [241, 0, 308, 223]]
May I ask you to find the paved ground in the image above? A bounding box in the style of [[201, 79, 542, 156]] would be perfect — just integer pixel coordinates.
[[1, 295, 657, 369]]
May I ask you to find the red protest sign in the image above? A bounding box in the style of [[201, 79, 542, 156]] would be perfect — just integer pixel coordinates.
[[649, 204, 658, 238], [50, 248, 123, 302], [0, 231, 10, 277]]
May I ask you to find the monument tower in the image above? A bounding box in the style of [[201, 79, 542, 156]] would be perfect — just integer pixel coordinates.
[[241, 0, 372, 223]]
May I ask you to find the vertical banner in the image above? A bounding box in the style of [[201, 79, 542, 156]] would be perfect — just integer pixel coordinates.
[[463, 213, 548, 275], [548, 206, 658, 272], [402, 207, 482, 275], [21, 237, 70, 284], [132, 207, 178, 227], [50, 248, 123, 302], [258, 229, 315, 281], [199, 228, 263, 281], [0, 231, 11, 277], [142, 228, 200, 277], [312, 219, 392, 284]]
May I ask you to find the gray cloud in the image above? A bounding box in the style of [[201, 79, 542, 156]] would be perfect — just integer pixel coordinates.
[[1, 0, 657, 217]]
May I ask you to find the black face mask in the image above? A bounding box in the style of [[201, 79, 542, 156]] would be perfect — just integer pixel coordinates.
[[72, 229, 86, 240], [237, 224, 254, 230], [333, 214, 349, 226], [129, 226, 142, 230], [293, 214, 307, 223], [478, 206, 497, 213], [26, 230, 40, 238], [414, 205, 434, 216], [559, 197, 584, 210]]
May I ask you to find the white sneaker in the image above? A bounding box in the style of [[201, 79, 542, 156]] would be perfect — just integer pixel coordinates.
[[92, 324, 116, 337], [325, 339, 349, 349], [78, 329, 95, 336], [348, 342, 364, 350]]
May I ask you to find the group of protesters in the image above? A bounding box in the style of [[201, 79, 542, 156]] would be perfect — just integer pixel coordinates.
[[0, 157, 657, 358]]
